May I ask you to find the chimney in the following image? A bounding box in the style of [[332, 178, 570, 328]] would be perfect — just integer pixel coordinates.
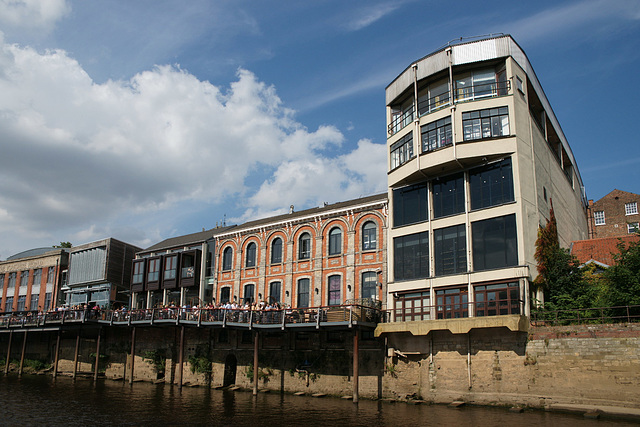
[[289, 205, 294, 214]]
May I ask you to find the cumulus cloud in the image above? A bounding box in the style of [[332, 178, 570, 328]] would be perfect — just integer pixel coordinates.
[[0, 40, 386, 257], [0, 0, 70, 32]]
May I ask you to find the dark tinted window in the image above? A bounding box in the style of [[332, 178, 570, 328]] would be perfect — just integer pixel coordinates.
[[472, 214, 518, 271], [393, 182, 428, 227], [470, 158, 514, 210], [433, 172, 465, 218], [394, 232, 429, 281]]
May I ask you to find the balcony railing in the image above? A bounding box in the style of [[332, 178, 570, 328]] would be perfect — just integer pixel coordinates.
[[391, 298, 523, 322], [531, 305, 640, 326]]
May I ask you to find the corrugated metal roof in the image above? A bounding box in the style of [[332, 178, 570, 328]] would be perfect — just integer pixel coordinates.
[[5, 247, 68, 261]]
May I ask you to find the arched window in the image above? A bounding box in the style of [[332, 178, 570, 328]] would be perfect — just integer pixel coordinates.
[[245, 242, 256, 267], [271, 237, 283, 264], [298, 232, 311, 260], [328, 275, 341, 305], [222, 247, 233, 271], [361, 271, 377, 300], [328, 227, 342, 256], [269, 281, 281, 304], [243, 284, 255, 304], [297, 278, 310, 308], [362, 221, 377, 250]]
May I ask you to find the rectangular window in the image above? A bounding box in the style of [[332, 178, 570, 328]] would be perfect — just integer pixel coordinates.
[[8, 272, 16, 288], [181, 253, 196, 279], [20, 270, 29, 286], [164, 255, 178, 280], [389, 99, 414, 135], [328, 275, 341, 306], [475, 282, 520, 316], [147, 258, 160, 282], [434, 224, 467, 276], [269, 282, 281, 304], [243, 284, 255, 304], [17, 295, 26, 312], [472, 214, 518, 271], [394, 291, 430, 321], [297, 278, 310, 308], [436, 287, 468, 319], [393, 182, 428, 227], [625, 202, 638, 216], [394, 232, 429, 281], [46, 267, 55, 284], [33, 268, 42, 286], [433, 172, 465, 218], [462, 107, 509, 141], [470, 158, 514, 210], [132, 261, 145, 284], [594, 211, 605, 226], [421, 116, 452, 153], [390, 132, 413, 170], [44, 293, 52, 311], [0, 274, 4, 291], [628, 223, 639, 234], [30, 294, 39, 311], [361, 271, 377, 300], [5, 296, 13, 312], [417, 80, 449, 116]]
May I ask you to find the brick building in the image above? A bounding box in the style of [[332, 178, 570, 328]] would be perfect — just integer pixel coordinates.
[[587, 189, 640, 238], [0, 247, 69, 313], [213, 194, 387, 308], [571, 234, 640, 267]]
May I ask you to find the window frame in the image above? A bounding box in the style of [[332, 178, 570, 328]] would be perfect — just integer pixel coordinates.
[[462, 107, 509, 141], [472, 214, 518, 272], [362, 221, 377, 251], [432, 172, 465, 218], [469, 158, 514, 211], [297, 278, 310, 308], [269, 281, 282, 304], [222, 247, 233, 271], [298, 232, 311, 260], [421, 116, 452, 153], [593, 211, 605, 226], [434, 224, 467, 276], [245, 242, 257, 268], [394, 291, 430, 321], [628, 222, 639, 234], [393, 231, 429, 281], [328, 227, 342, 256], [361, 271, 378, 300], [625, 202, 638, 216], [475, 282, 521, 317], [270, 237, 283, 264], [243, 283, 255, 304], [328, 275, 341, 306], [390, 132, 414, 170], [393, 182, 428, 227]]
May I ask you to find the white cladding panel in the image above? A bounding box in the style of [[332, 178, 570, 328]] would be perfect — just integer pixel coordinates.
[[68, 246, 107, 285]]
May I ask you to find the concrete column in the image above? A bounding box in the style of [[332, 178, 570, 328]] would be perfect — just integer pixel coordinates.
[[129, 327, 136, 384], [73, 332, 80, 379], [177, 326, 184, 389], [353, 329, 359, 403], [253, 331, 259, 395], [53, 330, 60, 378], [19, 330, 28, 376], [4, 330, 12, 374], [94, 329, 101, 381]]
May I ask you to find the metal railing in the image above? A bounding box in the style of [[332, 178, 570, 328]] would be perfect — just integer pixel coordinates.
[[390, 298, 524, 322], [530, 305, 640, 326]]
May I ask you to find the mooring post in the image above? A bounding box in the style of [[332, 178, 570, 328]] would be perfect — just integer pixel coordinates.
[[253, 330, 259, 395], [94, 328, 101, 381], [73, 331, 80, 379], [129, 327, 136, 384], [19, 330, 28, 376], [53, 330, 61, 378], [177, 325, 184, 389], [4, 330, 13, 374], [353, 329, 359, 403]]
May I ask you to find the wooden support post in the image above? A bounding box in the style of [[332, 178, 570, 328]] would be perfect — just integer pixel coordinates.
[[253, 331, 259, 395], [94, 329, 101, 381], [19, 330, 28, 376], [177, 326, 184, 389], [73, 332, 80, 379], [353, 329, 359, 403], [53, 330, 61, 378], [129, 327, 136, 384], [4, 330, 12, 374]]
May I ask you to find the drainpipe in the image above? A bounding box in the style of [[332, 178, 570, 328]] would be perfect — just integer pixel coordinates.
[[412, 63, 421, 173]]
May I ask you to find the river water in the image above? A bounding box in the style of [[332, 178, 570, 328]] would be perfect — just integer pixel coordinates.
[[1, 375, 636, 426]]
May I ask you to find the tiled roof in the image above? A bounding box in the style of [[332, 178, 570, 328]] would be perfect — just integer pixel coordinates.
[[571, 235, 640, 267]]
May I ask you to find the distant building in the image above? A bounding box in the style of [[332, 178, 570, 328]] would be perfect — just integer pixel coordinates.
[[0, 247, 69, 313], [587, 189, 640, 239], [64, 238, 140, 308], [380, 34, 588, 333]]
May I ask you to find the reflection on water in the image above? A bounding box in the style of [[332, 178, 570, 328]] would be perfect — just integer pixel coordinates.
[[0, 375, 636, 426]]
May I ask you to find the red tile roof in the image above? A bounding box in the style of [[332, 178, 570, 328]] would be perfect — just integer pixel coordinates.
[[571, 235, 640, 266]]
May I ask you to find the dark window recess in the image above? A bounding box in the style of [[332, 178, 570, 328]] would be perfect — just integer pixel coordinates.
[[393, 232, 429, 281], [269, 282, 281, 304], [436, 287, 468, 319], [328, 275, 341, 306], [329, 228, 342, 256], [271, 238, 283, 264], [475, 282, 521, 316], [220, 287, 230, 304], [421, 116, 452, 152], [434, 224, 467, 276], [297, 278, 310, 308], [469, 158, 514, 210], [393, 182, 428, 227], [432, 172, 465, 218], [243, 284, 255, 304], [361, 271, 377, 300], [245, 242, 256, 267], [222, 247, 233, 271], [298, 233, 311, 260], [362, 221, 377, 250], [472, 214, 518, 271], [462, 106, 509, 141]]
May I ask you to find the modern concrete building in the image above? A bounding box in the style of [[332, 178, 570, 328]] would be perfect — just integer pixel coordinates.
[[0, 248, 69, 313], [381, 34, 588, 329]]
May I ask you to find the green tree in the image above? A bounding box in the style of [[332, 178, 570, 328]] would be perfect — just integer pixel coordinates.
[[601, 237, 640, 307], [534, 204, 560, 292], [53, 242, 72, 248]]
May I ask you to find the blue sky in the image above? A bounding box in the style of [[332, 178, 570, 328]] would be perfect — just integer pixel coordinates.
[[0, 0, 639, 258]]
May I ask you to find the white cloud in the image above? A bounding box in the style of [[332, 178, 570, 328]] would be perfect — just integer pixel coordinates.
[[344, 3, 401, 31], [0, 40, 386, 257], [0, 0, 70, 32]]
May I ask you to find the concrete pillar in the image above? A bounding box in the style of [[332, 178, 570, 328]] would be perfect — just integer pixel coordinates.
[[73, 332, 80, 379], [177, 326, 184, 389], [353, 329, 359, 403], [253, 331, 259, 395], [129, 327, 136, 384], [19, 330, 28, 376], [4, 330, 12, 374], [53, 330, 60, 378], [94, 329, 101, 381]]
